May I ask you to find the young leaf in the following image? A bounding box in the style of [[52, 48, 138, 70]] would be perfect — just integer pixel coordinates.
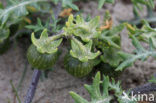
[[26, 18, 48, 32], [70, 37, 100, 62], [64, 15, 101, 42], [70, 72, 112, 103], [31, 29, 62, 54]]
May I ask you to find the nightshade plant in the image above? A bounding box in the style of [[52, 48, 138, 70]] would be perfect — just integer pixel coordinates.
[[0, 0, 156, 103], [70, 72, 137, 103]]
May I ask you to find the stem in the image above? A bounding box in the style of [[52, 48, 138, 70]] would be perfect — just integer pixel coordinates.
[[24, 69, 41, 103], [10, 80, 21, 103], [53, 1, 62, 20], [17, 61, 28, 90], [24, 1, 62, 103], [49, 30, 64, 41], [49, 1, 62, 32]]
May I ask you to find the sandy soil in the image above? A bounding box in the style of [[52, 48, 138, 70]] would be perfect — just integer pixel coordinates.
[[0, 0, 156, 103]]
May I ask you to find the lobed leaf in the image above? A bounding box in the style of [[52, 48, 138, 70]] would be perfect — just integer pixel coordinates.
[[126, 20, 156, 48], [31, 29, 62, 54], [116, 36, 156, 71], [0, 0, 46, 26], [98, 24, 124, 67], [26, 18, 49, 32], [64, 15, 101, 42], [70, 72, 137, 103], [131, 0, 155, 17], [70, 37, 100, 62]]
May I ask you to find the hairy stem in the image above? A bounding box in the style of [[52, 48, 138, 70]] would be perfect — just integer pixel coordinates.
[[49, 1, 62, 33], [24, 2, 62, 103], [49, 30, 64, 41], [53, 1, 62, 20], [24, 69, 41, 103]]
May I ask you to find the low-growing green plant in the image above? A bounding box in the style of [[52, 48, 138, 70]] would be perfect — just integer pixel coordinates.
[[0, 0, 156, 103], [123, 0, 156, 26], [70, 72, 137, 103]]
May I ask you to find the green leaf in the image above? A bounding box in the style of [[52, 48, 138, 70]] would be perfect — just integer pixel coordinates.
[[0, 27, 10, 43], [98, 0, 115, 9], [100, 47, 123, 67], [131, 0, 155, 16], [25, 18, 48, 32], [116, 36, 156, 71], [31, 29, 62, 54], [51, 0, 79, 10], [70, 72, 136, 103], [84, 72, 101, 100], [98, 0, 106, 9], [127, 20, 156, 48], [62, 0, 79, 10], [0, 0, 47, 25], [70, 92, 88, 103], [70, 37, 100, 62], [64, 15, 101, 42], [97, 24, 124, 67]]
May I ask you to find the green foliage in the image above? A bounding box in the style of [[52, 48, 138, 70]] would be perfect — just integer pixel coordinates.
[[70, 72, 136, 103], [26, 14, 62, 33], [0, 0, 46, 26], [149, 75, 156, 83], [116, 36, 156, 71], [98, 0, 115, 9], [131, 0, 154, 17], [98, 24, 124, 67], [70, 37, 100, 62], [0, 27, 10, 43], [52, 0, 79, 10], [64, 15, 101, 42], [116, 20, 156, 70], [25, 18, 49, 32], [31, 29, 63, 54], [127, 20, 156, 48], [116, 21, 156, 71]]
